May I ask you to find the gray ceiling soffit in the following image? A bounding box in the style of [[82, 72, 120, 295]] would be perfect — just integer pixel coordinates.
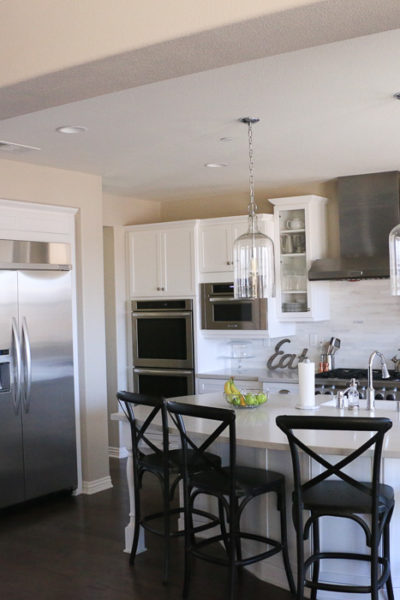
[[1, 0, 400, 121]]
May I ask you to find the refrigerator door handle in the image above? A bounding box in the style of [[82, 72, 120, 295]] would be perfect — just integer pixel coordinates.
[[11, 317, 22, 414], [21, 317, 32, 413]]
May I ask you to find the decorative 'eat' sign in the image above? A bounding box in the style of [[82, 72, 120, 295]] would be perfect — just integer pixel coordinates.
[[266, 338, 309, 370]]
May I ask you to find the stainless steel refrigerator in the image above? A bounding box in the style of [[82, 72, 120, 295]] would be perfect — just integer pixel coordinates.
[[0, 239, 77, 508]]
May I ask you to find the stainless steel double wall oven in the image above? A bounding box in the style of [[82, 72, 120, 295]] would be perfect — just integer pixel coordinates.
[[131, 299, 195, 397]]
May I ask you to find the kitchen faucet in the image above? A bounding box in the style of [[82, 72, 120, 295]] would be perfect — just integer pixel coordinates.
[[367, 351, 390, 410]]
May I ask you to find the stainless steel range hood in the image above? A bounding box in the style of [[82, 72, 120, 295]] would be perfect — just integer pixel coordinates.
[[308, 171, 400, 280]]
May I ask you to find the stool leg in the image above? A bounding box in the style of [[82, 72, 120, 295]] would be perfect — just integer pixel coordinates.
[[130, 474, 142, 566], [293, 503, 305, 600], [228, 503, 238, 600], [183, 491, 194, 599], [371, 518, 379, 600], [310, 517, 320, 600], [162, 476, 170, 584], [233, 497, 243, 566], [278, 487, 296, 596], [383, 507, 394, 600]]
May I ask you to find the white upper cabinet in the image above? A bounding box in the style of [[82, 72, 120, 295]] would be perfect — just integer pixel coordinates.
[[128, 223, 196, 297], [270, 195, 330, 321], [198, 214, 273, 280]]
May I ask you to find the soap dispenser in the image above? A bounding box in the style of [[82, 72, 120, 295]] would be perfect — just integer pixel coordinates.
[[347, 378, 360, 410]]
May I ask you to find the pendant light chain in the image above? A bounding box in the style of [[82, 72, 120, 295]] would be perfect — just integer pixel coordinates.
[[247, 120, 257, 217]]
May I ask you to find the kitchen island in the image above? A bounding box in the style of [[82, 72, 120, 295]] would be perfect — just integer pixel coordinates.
[[112, 393, 400, 599]]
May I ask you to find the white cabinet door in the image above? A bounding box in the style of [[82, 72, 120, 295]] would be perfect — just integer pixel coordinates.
[[196, 379, 223, 394], [199, 223, 232, 272], [197, 377, 262, 394], [163, 227, 195, 295], [129, 229, 160, 297], [129, 224, 195, 298], [270, 196, 330, 322], [199, 215, 273, 276], [264, 382, 298, 395]]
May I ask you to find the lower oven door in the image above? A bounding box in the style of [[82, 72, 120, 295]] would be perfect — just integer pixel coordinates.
[[133, 367, 195, 398]]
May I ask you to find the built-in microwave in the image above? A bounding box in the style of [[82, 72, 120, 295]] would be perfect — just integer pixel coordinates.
[[201, 282, 268, 330]]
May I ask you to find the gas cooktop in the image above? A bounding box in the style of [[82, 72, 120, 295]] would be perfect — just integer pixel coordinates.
[[316, 368, 400, 383], [315, 368, 399, 400]]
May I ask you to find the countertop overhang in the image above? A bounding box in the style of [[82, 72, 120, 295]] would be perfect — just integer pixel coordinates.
[[112, 393, 400, 458], [196, 369, 299, 384]]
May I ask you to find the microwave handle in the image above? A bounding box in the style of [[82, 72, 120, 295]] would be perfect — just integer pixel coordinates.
[[208, 297, 251, 303], [133, 367, 193, 376], [132, 311, 192, 317]]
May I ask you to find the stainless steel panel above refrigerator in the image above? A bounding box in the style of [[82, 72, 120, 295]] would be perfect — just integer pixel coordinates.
[[0, 240, 77, 508]]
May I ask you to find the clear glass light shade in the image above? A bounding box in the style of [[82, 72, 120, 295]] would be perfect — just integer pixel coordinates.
[[389, 223, 400, 295], [233, 215, 275, 299]]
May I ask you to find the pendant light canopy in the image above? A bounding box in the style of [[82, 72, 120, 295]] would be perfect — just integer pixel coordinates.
[[233, 118, 275, 299], [389, 223, 400, 295]]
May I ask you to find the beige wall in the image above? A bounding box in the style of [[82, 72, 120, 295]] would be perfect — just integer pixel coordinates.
[[0, 0, 311, 87], [103, 193, 161, 226], [0, 157, 109, 485], [103, 193, 162, 451], [160, 179, 339, 255]]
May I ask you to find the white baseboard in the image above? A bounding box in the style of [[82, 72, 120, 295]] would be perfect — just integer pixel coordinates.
[[109, 445, 128, 459], [81, 475, 113, 495]]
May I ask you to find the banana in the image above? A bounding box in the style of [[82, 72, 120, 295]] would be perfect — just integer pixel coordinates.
[[230, 379, 240, 395], [224, 379, 232, 394]]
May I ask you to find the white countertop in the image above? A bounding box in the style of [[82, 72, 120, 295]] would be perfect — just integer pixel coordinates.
[[112, 392, 400, 458], [196, 368, 299, 384]]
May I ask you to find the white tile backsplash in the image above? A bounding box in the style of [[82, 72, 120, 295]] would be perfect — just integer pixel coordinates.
[[204, 280, 400, 372], [297, 279, 400, 368]]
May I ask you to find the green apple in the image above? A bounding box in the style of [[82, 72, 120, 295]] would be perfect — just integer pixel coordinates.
[[245, 393, 257, 406], [232, 394, 241, 406], [256, 393, 267, 405]]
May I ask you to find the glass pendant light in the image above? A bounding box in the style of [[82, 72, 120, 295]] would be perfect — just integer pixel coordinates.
[[389, 223, 400, 295], [233, 117, 275, 299]]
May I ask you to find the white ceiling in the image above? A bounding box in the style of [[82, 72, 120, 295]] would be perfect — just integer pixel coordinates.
[[1, 15, 400, 202]]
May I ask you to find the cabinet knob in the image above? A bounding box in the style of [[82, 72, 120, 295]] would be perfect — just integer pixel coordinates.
[[156, 287, 160, 291], [161, 287, 165, 291]]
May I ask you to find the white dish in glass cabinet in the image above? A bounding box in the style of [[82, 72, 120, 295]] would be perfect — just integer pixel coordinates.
[[270, 195, 330, 322]]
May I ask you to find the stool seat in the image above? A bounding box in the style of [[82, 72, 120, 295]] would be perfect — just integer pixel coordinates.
[[302, 480, 394, 514], [139, 449, 221, 475], [192, 466, 285, 497]]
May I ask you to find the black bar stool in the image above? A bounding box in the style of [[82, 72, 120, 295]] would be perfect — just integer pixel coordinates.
[[276, 415, 394, 600], [167, 400, 296, 600], [116, 391, 220, 583]]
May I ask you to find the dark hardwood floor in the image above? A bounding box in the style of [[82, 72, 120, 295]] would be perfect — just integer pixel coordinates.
[[0, 459, 294, 599]]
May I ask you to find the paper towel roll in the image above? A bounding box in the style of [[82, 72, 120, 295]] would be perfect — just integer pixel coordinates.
[[298, 360, 315, 408]]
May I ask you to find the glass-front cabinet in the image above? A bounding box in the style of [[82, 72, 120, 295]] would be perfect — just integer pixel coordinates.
[[270, 195, 330, 321]]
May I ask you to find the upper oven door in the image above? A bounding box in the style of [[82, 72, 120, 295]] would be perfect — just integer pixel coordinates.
[[132, 310, 194, 368]]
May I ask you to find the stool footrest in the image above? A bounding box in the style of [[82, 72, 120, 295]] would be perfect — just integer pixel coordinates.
[[191, 531, 283, 568], [304, 551, 391, 593]]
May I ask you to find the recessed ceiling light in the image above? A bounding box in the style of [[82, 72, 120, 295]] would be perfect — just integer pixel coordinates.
[[204, 162, 228, 168], [56, 126, 87, 134]]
